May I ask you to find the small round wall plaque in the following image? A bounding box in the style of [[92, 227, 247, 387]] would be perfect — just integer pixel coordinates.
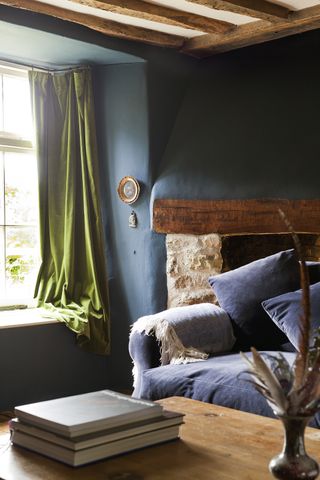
[[117, 176, 140, 204]]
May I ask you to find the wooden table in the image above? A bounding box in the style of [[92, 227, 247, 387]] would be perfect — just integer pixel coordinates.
[[0, 396, 320, 480]]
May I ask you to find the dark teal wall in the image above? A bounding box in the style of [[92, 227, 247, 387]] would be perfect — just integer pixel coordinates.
[[0, 324, 110, 408], [152, 31, 320, 203], [94, 56, 193, 389]]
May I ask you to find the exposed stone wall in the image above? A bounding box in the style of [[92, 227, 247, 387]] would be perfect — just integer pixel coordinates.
[[166, 232, 320, 309], [166, 233, 222, 308]]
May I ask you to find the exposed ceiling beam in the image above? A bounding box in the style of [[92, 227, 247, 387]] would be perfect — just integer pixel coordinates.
[[182, 5, 320, 57], [0, 0, 184, 48], [2, 0, 320, 59], [70, 0, 236, 34], [186, 0, 292, 22]]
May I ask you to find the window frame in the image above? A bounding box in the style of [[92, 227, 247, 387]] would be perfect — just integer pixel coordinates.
[[0, 63, 39, 310]]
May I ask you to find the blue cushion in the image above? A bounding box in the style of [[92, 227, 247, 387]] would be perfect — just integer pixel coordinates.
[[208, 250, 300, 351], [262, 281, 320, 351]]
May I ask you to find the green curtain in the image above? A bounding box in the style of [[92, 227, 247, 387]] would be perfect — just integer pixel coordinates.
[[29, 68, 110, 355]]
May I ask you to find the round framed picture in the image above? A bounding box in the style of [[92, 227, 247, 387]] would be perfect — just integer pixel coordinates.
[[117, 176, 140, 204]]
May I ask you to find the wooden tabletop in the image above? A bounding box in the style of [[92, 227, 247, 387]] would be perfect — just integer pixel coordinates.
[[0, 396, 320, 480]]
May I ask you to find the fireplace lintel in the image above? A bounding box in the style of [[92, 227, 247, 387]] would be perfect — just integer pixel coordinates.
[[153, 199, 320, 235]]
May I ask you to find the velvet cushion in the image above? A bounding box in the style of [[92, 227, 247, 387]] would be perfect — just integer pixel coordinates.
[[262, 281, 320, 351], [208, 250, 300, 350]]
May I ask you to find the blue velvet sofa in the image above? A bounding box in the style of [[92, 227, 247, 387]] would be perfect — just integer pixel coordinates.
[[129, 251, 320, 427]]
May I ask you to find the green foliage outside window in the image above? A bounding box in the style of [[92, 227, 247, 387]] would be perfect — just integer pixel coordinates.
[[6, 255, 36, 284]]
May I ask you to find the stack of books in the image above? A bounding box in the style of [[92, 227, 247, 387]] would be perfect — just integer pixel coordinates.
[[10, 389, 184, 466]]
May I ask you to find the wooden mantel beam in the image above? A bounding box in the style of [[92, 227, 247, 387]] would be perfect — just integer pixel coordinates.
[[182, 5, 320, 57], [0, 0, 184, 48], [70, 0, 236, 34], [153, 199, 320, 235], [186, 0, 292, 22]]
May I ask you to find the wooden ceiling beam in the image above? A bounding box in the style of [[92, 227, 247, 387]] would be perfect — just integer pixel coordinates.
[[182, 5, 320, 57], [186, 0, 292, 22], [0, 0, 184, 48], [70, 0, 236, 34]]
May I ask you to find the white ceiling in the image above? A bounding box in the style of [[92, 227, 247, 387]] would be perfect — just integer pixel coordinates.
[[37, 0, 320, 39], [271, 0, 320, 8]]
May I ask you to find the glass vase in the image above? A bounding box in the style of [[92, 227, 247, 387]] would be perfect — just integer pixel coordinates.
[[269, 415, 319, 480]]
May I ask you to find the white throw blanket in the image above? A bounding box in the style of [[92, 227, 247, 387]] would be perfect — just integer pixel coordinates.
[[130, 303, 236, 388], [131, 313, 209, 366]]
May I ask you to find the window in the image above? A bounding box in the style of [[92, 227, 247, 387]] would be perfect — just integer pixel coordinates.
[[0, 64, 40, 308]]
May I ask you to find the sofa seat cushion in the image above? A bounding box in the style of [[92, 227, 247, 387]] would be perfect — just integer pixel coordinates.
[[138, 352, 320, 428]]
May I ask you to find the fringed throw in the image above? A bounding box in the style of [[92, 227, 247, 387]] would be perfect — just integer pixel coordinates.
[[130, 303, 237, 390]]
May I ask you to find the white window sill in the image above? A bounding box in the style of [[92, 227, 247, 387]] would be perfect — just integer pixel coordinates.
[[0, 308, 60, 329]]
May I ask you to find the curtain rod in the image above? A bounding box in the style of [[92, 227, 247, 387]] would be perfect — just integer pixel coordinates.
[[0, 58, 89, 74]]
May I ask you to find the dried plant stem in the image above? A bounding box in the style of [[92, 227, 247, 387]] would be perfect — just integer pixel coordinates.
[[241, 210, 320, 418], [278, 209, 311, 390]]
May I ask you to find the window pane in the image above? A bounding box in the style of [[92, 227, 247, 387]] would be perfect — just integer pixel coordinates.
[[5, 151, 38, 225], [5, 226, 40, 300], [0, 65, 39, 306], [3, 73, 33, 139], [0, 226, 5, 298]]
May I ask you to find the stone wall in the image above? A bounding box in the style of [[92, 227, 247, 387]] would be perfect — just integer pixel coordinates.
[[166, 233, 222, 308], [166, 232, 320, 309]]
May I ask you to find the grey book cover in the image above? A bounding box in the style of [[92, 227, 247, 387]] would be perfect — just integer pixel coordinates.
[[9, 410, 184, 450], [11, 424, 181, 466], [14, 390, 163, 438]]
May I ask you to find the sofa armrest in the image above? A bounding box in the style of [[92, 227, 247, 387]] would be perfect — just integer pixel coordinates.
[[128, 330, 161, 398], [129, 303, 236, 397]]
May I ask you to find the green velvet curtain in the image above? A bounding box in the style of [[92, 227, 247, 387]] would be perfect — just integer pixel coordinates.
[[29, 68, 110, 355]]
